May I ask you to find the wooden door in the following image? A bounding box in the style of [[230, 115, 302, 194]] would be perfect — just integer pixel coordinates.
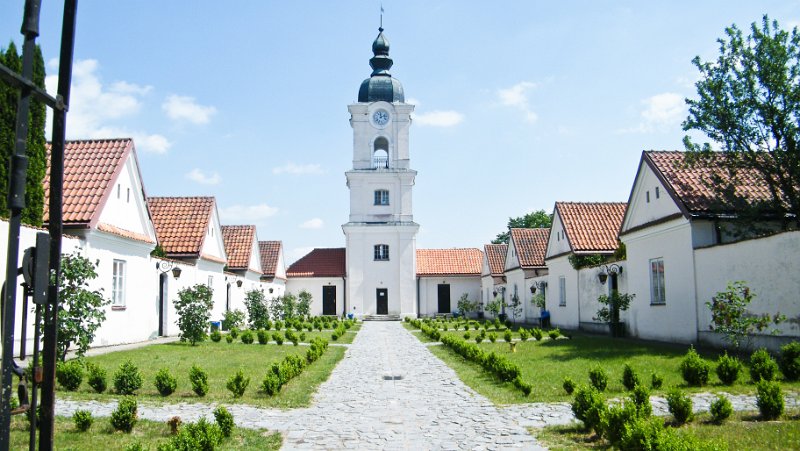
[[438, 284, 451, 314], [376, 288, 388, 315], [323, 286, 337, 316]]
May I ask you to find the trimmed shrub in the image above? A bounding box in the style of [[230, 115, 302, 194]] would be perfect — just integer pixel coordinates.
[[226, 368, 250, 398], [680, 347, 710, 386], [548, 328, 561, 340], [513, 376, 532, 396], [240, 330, 255, 344], [261, 372, 282, 396], [299, 332, 307, 342], [209, 330, 222, 342], [650, 372, 664, 390], [73, 409, 93, 432], [56, 360, 84, 391], [225, 334, 233, 343], [256, 329, 270, 344], [159, 417, 222, 451], [621, 363, 641, 391], [114, 360, 143, 395], [488, 332, 497, 343], [110, 396, 138, 433], [602, 402, 638, 448], [189, 365, 209, 397], [503, 330, 513, 343], [463, 331, 471, 340], [666, 388, 693, 424], [588, 366, 608, 392], [213, 405, 235, 438], [154, 368, 177, 397], [532, 328, 543, 341], [631, 384, 652, 417], [474, 335, 483, 344], [750, 348, 778, 382], [563, 377, 576, 395], [779, 341, 800, 381], [571, 386, 607, 435], [519, 328, 530, 341], [716, 352, 742, 385], [709, 395, 733, 424], [756, 380, 784, 420], [85, 362, 107, 394], [229, 327, 239, 339]]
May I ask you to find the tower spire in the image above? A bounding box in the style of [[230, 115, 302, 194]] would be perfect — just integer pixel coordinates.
[[380, 3, 384, 31]]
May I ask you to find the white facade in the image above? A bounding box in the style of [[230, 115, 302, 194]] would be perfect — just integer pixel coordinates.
[[417, 276, 481, 317], [285, 277, 346, 317], [343, 100, 419, 318]]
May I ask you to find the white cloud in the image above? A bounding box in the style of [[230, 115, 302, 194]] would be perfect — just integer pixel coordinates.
[[45, 58, 172, 153], [272, 162, 324, 175], [497, 81, 538, 123], [184, 168, 221, 185], [619, 92, 686, 133], [300, 218, 324, 229], [218, 203, 279, 222], [162, 95, 217, 124], [413, 110, 464, 127]]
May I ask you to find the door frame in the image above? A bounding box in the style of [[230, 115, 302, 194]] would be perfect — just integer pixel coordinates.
[[322, 286, 337, 316], [376, 288, 388, 315]]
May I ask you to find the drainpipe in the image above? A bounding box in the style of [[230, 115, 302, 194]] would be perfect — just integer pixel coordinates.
[[342, 276, 347, 317], [416, 277, 421, 318]]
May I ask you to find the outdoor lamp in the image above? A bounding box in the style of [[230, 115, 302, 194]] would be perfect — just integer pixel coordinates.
[[236, 280, 243, 288]]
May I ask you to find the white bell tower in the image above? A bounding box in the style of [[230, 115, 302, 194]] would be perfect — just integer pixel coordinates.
[[343, 27, 419, 318]]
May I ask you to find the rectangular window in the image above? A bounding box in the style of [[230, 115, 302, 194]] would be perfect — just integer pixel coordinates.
[[559, 276, 566, 306], [112, 260, 126, 307], [655, 186, 660, 199], [127, 188, 130, 203], [208, 275, 213, 287], [374, 189, 389, 205], [374, 244, 389, 261], [646, 191, 650, 203], [649, 258, 666, 305], [116, 184, 121, 199]]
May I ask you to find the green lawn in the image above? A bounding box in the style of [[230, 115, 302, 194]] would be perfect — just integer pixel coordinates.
[[422, 330, 800, 403], [533, 411, 800, 450], [9, 415, 281, 450], [59, 340, 345, 408]]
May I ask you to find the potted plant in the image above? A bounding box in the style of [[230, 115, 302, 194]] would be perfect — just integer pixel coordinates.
[[595, 292, 635, 337]]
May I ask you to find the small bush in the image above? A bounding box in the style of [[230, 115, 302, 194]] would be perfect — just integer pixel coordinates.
[[299, 332, 307, 342], [124, 443, 145, 451], [274, 334, 284, 345], [650, 372, 664, 390], [160, 417, 222, 451], [210, 330, 222, 342], [240, 330, 255, 344], [779, 341, 800, 381], [503, 330, 513, 343], [588, 366, 608, 392], [189, 365, 209, 397], [750, 348, 778, 382], [709, 395, 733, 424], [257, 329, 270, 344], [274, 320, 284, 330], [73, 409, 93, 432], [167, 416, 182, 435], [513, 376, 533, 396], [154, 368, 177, 397], [571, 386, 607, 435], [679, 347, 710, 386], [226, 368, 250, 398], [110, 396, 138, 433], [602, 402, 638, 448], [463, 331, 471, 340], [85, 362, 107, 394], [488, 332, 497, 343], [631, 384, 652, 417], [548, 328, 561, 340], [114, 360, 143, 395], [474, 336, 483, 344], [213, 405, 235, 438], [261, 372, 282, 396], [666, 388, 693, 424], [563, 377, 576, 395], [519, 328, 530, 341], [756, 380, 784, 420], [56, 360, 84, 391], [532, 328, 543, 341], [229, 327, 239, 339], [716, 352, 742, 385], [621, 363, 641, 391]]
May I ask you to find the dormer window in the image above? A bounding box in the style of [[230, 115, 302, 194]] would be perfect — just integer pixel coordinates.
[[374, 189, 389, 205], [374, 244, 389, 261]]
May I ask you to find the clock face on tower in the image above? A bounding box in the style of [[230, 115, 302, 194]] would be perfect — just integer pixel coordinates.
[[372, 109, 390, 127]]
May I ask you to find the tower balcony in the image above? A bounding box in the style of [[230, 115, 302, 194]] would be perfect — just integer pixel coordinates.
[[372, 156, 389, 169]]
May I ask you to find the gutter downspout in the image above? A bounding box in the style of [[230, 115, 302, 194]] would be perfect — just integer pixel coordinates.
[[416, 277, 421, 318], [342, 276, 347, 317]]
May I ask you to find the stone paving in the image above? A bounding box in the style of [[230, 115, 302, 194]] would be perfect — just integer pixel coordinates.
[[54, 322, 799, 450]]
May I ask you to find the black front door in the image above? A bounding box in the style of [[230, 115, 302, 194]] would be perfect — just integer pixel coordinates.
[[158, 273, 168, 336], [438, 284, 451, 314], [376, 288, 388, 315], [323, 286, 336, 316]]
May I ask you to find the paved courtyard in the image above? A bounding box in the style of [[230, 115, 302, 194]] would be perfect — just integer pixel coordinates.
[[55, 321, 799, 450]]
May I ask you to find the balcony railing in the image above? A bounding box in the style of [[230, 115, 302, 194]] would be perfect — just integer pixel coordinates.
[[372, 156, 389, 169]]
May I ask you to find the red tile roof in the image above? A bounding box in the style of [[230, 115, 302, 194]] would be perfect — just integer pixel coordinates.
[[509, 228, 549, 267], [484, 244, 508, 276], [556, 202, 627, 253], [416, 248, 483, 276], [259, 241, 283, 277], [645, 151, 776, 215], [221, 225, 256, 270], [44, 138, 133, 225], [148, 197, 215, 256], [287, 248, 346, 278]]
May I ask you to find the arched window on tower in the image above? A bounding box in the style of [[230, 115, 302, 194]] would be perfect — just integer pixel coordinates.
[[373, 137, 389, 169]]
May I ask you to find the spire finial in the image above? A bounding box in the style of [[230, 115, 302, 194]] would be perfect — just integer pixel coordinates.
[[379, 3, 384, 31]]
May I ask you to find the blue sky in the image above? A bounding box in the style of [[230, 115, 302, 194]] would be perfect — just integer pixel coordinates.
[[2, 1, 799, 263]]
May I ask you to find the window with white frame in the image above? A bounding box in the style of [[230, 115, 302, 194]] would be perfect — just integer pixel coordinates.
[[374, 189, 389, 205], [207, 275, 213, 288], [374, 244, 389, 261], [112, 259, 126, 307], [559, 276, 566, 306], [649, 258, 666, 305]]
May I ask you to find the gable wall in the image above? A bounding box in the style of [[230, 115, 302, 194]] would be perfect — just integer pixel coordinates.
[[96, 154, 156, 240], [504, 237, 520, 271], [622, 161, 682, 232], [201, 209, 226, 260], [546, 211, 571, 258]]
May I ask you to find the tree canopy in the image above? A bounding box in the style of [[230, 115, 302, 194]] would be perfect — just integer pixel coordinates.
[[683, 16, 800, 226], [491, 209, 552, 244]]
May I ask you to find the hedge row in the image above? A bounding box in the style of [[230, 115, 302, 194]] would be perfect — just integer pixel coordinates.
[[260, 337, 329, 396], [439, 334, 532, 395]]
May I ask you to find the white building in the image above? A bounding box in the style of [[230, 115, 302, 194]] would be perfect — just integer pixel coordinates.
[[221, 225, 265, 313], [481, 244, 507, 319], [416, 248, 483, 317], [259, 240, 287, 300], [285, 248, 347, 317], [504, 228, 549, 323], [342, 27, 419, 318]]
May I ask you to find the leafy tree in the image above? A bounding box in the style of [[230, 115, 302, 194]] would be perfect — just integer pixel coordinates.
[[508, 293, 523, 324], [683, 16, 800, 228], [595, 292, 635, 337], [243, 289, 269, 329], [174, 284, 214, 345], [56, 252, 110, 360], [485, 297, 502, 318], [492, 209, 552, 244], [456, 293, 478, 318], [0, 41, 47, 225], [296, 290, 312, 318], [706, 281, 785, 349]]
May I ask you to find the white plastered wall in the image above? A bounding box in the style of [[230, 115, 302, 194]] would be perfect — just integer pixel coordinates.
[[285, 277, 346, 317], [417, 275, 481, 316]]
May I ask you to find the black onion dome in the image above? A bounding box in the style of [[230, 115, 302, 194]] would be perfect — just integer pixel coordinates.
[[358, 27, 404, 103]]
